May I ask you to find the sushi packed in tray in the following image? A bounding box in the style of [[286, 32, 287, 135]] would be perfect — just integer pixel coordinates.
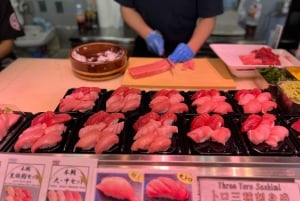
[[0, 108, 33, 152], [2, 86, 300, 156], [7, 111, 74, 153]]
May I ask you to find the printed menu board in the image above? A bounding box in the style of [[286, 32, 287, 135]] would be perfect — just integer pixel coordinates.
[[1, 153, 300, 201], [198, 178, 300, 201], [91, 167, 197, 201], [0, 154, 98, 201], [0, 154, 50, 201], [45, 157, 97, 201]]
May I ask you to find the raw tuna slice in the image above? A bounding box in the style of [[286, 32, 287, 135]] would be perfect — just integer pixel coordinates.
[[147, 135, 171, 153], [291, 119, 300, 132], [96, 176, 139, 201], [241, 114, 262, 132], [211, 127, 231, 145], [146, 176, 190, 200], [187, 126, 213, 143], [94, 133, 119, 154]]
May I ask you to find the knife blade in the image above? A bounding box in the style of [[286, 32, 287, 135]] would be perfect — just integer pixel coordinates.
[[162, 53, 175, 76]]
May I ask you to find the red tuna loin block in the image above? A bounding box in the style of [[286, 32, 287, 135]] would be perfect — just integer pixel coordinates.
[[129, 59, 172, 79]]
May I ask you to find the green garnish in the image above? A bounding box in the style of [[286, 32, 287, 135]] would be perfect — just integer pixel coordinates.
[[258, 66, 295, 85]]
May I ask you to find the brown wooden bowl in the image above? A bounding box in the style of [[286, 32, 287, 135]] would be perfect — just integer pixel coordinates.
[[69, 42, 128, 74]]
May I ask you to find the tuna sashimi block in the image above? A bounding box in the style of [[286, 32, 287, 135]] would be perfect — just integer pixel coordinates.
[[128, 59, 172, 79]]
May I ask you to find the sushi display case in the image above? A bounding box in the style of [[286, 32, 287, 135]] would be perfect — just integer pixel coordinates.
[[3, 86, 300, 201], [2, 86, 300, 156]]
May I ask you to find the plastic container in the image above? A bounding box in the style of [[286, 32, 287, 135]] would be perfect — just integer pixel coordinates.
[[75, 3, 86, 34], [85, 0, 99, 31]]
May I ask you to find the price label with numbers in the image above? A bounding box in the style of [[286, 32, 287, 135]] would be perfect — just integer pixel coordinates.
[[177, 172, 194, 184], [198, 178, 300, 201], [128, 169, 144, 182]]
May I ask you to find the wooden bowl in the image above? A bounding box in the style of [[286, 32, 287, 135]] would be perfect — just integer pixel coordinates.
[[69, 42, 128, 80]]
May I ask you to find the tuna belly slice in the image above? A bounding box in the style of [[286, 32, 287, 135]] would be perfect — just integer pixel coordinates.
[[96, 176, 139, 201], [247, 124, 271, 145], [210, 127, 231, 145], [94, 133, 119, 154], [187, 126, 213, 143], [31, 133, 62, 153], [146, 176, 190, 200], [131, 133, 156, 152], [75, 130, 101, 150], [148, 135, 172, 153], [14, 124, 46, 152]]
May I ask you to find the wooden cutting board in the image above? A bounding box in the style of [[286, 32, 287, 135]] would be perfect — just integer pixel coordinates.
[[122, 58, 236, 90]]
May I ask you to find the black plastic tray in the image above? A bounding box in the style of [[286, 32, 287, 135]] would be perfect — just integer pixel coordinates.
[[8, 112, 74, 153], [66, 112, 126, 154], [185, 90, 237, 115], [226, 89, 280, 115], [182, 114, 245, 155], [102, 89, 146, 117], [143, 90, 189, 114], [231, 114, 297, 156], [54, 88, 107, 113], [124, 113, 186, 155]]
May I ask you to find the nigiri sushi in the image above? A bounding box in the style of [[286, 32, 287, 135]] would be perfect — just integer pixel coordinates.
[[96, 176, 139, 201]]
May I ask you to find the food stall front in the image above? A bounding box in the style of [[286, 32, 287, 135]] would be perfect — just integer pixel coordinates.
[[1, 52, 300, 200]]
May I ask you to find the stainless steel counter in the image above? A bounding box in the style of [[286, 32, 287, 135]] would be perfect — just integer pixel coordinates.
[[11, 153, 300, 179]]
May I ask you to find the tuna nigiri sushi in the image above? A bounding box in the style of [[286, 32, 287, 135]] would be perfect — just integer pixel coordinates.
[[96, 176, 140, 201]]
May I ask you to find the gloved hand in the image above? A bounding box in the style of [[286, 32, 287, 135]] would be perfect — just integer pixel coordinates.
[[168, 43, 195, 63], [145, 30, 164, 56]]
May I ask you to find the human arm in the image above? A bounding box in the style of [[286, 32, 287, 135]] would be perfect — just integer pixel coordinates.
[[169, 17, 216, 63], [0, 39, 14, 60], [188, 17, 216, 54], [119, 5, 164, 55], [120, 5, 152, 39]]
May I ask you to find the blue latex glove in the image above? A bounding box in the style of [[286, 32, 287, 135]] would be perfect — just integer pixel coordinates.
[[145, 31, 164, 56], [168, 43, 195, 63]]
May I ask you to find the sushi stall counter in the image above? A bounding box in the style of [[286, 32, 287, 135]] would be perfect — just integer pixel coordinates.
[[2, 58, 300, 200]]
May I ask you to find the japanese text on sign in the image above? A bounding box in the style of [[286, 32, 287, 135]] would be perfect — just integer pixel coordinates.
[[198, 178, 300, 201]]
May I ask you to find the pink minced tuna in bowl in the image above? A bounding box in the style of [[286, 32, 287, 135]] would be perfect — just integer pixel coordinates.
[[71, 47, 123, 63], [69, 42, 128, 74]]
